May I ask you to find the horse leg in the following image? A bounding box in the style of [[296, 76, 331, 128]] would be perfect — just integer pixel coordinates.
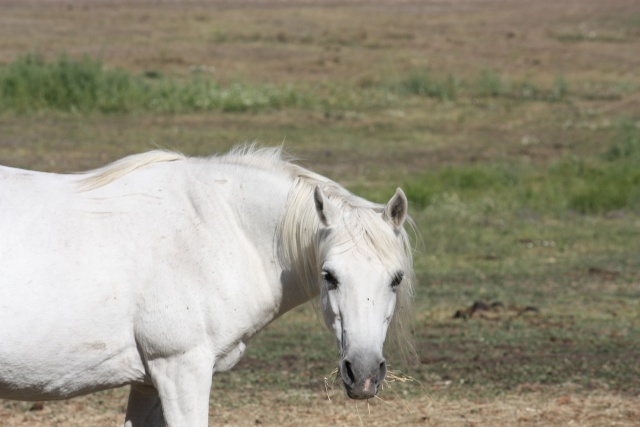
[[124, 384, 165, 427], [147, 348, 214, 427]]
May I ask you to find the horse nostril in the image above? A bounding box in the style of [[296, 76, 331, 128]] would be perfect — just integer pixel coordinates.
[[378, 359, 387, 382], [342, 360, 356, 385]]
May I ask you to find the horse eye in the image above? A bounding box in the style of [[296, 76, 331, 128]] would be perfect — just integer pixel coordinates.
[[322, 270, 339, 290], [391, 271, 404, 289]]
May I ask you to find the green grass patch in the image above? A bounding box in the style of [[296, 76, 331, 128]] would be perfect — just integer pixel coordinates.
[[604, 118, 640, 162], [0, 54, 308, 114], [0, 54, 139, 113], [0, 55, 591, 114], [393, 67, 573, 102], [473, 69, 510, 98], [567, 161, 640, 214], [396, 67, 459, 101], [398, 121, 640, 215]]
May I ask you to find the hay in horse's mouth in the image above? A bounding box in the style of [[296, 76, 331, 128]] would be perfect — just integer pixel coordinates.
[[324, 366, 420, 402]]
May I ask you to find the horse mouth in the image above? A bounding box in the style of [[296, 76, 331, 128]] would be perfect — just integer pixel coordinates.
[[342, 377, 379, 400]]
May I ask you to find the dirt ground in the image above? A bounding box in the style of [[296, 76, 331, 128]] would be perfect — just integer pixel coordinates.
[[1, 0, 639, 85], [1, 388, 639, 426]]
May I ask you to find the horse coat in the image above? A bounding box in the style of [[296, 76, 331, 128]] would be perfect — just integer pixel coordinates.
[[0, 146, 415, 426]]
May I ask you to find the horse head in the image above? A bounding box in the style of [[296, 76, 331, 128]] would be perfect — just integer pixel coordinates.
[[313, 186, 411, 399]]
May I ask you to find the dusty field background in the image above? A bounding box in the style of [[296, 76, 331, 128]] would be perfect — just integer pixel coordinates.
[[1, 0, 639, 426]]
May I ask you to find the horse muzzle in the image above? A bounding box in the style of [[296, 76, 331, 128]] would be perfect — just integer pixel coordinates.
[[340, 357, 387, 399]]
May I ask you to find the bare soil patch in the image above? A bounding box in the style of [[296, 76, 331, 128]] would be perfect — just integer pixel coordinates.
[[1, 0, 638, 86], [1, 388, 639, 426]]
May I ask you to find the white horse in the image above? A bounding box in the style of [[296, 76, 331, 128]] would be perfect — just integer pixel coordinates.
[[0, 145, 415, 426]]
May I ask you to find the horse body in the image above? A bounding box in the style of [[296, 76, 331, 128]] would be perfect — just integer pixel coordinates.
[[0, 147, 414, 426]]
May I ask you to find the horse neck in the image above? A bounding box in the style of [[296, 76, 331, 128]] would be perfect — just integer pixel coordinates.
[[197, 162, 319, 317]]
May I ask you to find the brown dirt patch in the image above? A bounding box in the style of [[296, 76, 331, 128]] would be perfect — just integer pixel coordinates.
[[2, 389, 639, 426], [1, 0, 638, 86]]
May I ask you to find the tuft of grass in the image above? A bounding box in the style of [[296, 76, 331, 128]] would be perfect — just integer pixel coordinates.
[[473, 69, 510, 98], [568, 120, 640, 213], [550, 74, 569, 101], [397, 67, 459, 101], [604, 118, 640, 162], [566, 161, 640, 214]]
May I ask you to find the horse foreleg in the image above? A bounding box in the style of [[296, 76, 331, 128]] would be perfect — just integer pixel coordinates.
[[124, 384, 165, 427], [147, 347, 214, 427]]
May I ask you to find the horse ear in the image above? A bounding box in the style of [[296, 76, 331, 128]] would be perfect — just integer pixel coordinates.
[[384, 188, 408, 230], [314, 185, 340, 227]]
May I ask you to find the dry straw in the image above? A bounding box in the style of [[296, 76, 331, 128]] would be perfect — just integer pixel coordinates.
[[324, 366, 427, 405]]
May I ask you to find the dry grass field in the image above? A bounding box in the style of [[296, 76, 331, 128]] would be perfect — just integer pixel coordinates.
[[2, 390, 638, 426], [1, 0, 639, 426]]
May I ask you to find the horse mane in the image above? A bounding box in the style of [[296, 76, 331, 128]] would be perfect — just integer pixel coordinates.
[[78, 150, 185, 191], [78, 144, 290, 192]]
